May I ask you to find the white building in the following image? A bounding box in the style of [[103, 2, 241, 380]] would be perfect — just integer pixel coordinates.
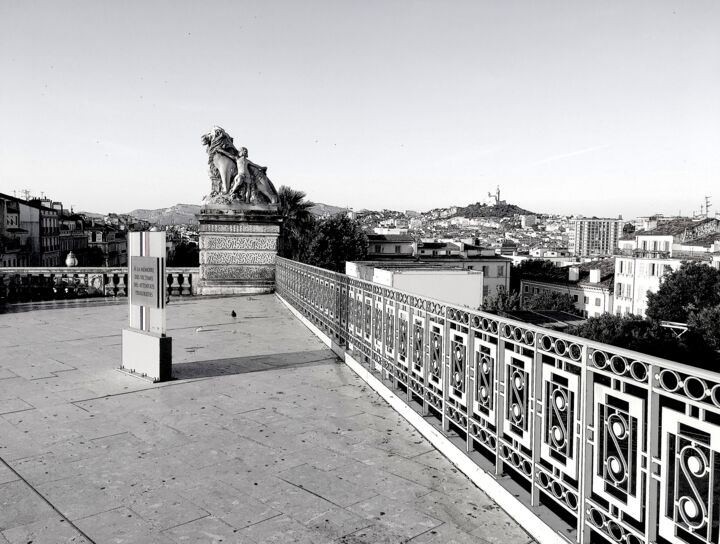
[[520, 215, 536, 228], [347, 256, 511, 307], [614, 255, 683, 317]]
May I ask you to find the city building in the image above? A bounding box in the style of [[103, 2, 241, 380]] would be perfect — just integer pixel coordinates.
[[520, 214, 536, 228], [519, 259, 615, 317], [86, 223, 128, 266], [366, 234, 415, 258], [346, 261, 486, 308], [568, 217, 623, 256], [31, 199, 61, 267], [348, 254, 512, 303], [0, 193, 40, 267], [59, 211, 89, 265], [613, 255, 683, 317]]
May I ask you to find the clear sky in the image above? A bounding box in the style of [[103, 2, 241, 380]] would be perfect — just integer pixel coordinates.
[[1, 0, 718, 219]]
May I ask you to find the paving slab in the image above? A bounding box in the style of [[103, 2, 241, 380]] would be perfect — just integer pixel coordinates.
[[0, 295, 529, 543]]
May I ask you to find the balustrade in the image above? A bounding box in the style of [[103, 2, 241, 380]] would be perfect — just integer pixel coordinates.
[[0, 267, 198, 303], [276, 257, 720, 544]]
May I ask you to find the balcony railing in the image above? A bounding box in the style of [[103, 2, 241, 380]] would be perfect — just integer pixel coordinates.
[[276, 257, 720, 544], [0, 267, 198, 302]]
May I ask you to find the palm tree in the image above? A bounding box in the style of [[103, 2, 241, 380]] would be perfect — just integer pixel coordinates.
[[277, 186, 315, 260]]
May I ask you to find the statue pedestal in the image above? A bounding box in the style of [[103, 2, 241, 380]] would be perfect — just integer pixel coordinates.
[[197, 204, 282, 295]]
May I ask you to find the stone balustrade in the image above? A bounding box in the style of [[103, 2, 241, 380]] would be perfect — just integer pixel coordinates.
[[276, 257, 720, 544], [0, 267, 198, 302]]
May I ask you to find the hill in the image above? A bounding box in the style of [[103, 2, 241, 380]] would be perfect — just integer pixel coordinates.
[[310, 203, 348, 217], [451, 202, 534, 218], [127, 204, 201, 225]]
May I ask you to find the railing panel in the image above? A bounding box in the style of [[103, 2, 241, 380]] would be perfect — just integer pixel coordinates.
[[275, 257, 720, 544]]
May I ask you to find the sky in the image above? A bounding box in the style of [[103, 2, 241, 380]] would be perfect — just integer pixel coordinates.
[[1, 0, 719, 219]]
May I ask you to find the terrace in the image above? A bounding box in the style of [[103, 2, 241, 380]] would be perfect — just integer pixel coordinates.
[[1, 258, 718, 544], [0, 292, 527, 543]]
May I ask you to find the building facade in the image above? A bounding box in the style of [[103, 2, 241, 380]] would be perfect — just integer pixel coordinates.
[[568, 217, 623, 256], [366, 234, 415, 258], [613, 255, 683, 317]]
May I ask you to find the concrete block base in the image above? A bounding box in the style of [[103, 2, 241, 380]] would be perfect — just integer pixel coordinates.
[[120, 328, 172, 382]]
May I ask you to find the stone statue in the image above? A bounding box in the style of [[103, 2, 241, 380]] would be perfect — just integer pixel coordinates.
[[201, 126, 279, 206]]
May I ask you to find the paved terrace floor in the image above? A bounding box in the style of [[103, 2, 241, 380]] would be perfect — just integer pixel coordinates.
[[0, 295, 530, 544]]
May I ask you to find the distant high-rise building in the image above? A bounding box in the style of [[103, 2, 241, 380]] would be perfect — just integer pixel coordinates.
[[568, 218, 623, 257]]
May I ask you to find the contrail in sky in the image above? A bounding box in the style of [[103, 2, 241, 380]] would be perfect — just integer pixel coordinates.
[[531, 144, 611, 166]]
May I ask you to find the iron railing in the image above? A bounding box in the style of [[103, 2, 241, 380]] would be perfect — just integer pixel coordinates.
[[276, 257, 720, 544]]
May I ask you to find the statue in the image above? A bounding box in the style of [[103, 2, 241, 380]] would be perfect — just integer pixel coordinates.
[[201, 126, 279, 206]]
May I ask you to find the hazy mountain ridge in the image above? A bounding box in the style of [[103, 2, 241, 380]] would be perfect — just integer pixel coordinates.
[[85, 199, 535, 227], [127, 204, 201, 225], [309, 203, 348, 217]]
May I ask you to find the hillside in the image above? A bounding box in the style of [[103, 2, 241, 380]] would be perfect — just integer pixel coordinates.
[[127, 204, 201, 225], [451, 202, 534, 218], [310, 203, 348, 217], [122, 201, 344, 225]]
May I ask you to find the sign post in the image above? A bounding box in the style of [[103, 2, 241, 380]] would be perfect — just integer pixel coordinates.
[[120, 231, 171, 381]]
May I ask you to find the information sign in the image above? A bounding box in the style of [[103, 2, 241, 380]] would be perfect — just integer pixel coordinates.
[[130, 256, 161, 308]]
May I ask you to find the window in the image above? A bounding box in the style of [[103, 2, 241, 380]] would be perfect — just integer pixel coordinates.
[[483, 286, 489, 296], [394, 245, 401, 254], [524, 285, 529, 293], [595, 298, 601, 306], [573, 295, 579, 302], [374, 244, 381, 254], [497, 265, 504, 276], [534, 288, 539, 294], [584, 296, 589, 304]]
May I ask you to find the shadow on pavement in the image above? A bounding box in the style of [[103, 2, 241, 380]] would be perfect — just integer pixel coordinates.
[[171, 348, 338, 379]]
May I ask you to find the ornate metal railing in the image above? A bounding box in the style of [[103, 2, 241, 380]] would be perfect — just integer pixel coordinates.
[[276, 257, 720, 544], [0, 267, 198, 302]]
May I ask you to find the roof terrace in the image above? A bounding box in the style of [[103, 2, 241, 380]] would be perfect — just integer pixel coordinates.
[[0, 295, 527, 543]]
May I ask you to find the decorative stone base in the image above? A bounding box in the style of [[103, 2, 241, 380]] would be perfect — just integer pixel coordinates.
[[197, 204, 281, 295]]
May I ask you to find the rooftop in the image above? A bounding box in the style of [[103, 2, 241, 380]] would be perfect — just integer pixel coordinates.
[[520, 258, 615, 288], [367, 234, 415, 242], [0, 296, 528, 543]]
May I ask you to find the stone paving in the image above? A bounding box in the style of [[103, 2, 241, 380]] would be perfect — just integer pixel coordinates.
[[0, 295, 531, 544]]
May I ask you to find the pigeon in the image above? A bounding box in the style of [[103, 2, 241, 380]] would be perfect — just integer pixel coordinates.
[[231, 310, 237, 318]]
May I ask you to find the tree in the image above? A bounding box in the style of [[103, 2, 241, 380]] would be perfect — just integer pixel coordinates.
[[569, 313, 717, 368], [525, 291, 580, 315], [277, 186, 315, 261], [83, 246, 106, 266], [168, 241, 199, 267], [645, 262, 720, 322], [305, 215, 368, 272], [688, 305, 720, 351], [482, 290, 521, 313]]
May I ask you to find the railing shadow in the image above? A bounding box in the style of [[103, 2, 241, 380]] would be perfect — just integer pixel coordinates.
[[171, 348, 338, 380]]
